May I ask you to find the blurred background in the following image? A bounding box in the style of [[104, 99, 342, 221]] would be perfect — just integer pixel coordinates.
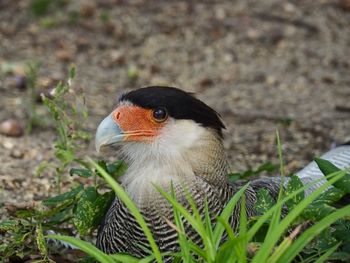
[[0, 0, 350, 205]]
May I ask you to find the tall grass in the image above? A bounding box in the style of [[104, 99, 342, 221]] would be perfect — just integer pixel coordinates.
[[48, 133, 350, 262]]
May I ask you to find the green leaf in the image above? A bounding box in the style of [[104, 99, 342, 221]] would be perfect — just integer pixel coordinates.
[[46, 235, 116, 263], [30, 0, 51, 16], [36, 224, 48, 257], [53, 81, 68, 97], [46, 207, 72, 224], [329, 251, 350, 261], [70, 168, 93, 178], [43, 184, 83, 206], [333, 221, 350, 243], [0, 220, 19, 232], [229, 162, 278, 181], [69, 65, 76, 80], [254, 188, 275, 215], [227, 173, 241, 182], [303, 203, 336, 221], [302, 184, 345, 220], [13, 204, 39, 219], [73, 187, 114, 236], [251, 170, 347, 263], [315, 158, 350, 193], [256, 162, 278, 174], [95, 160, 128, 179], [276, 204, 350, 263], [55, 148, 74, 164], [107, 160, 128, 178], [42, 95, 59, 120], [313, 187, 345, 205], [285, 175, 304, 210]]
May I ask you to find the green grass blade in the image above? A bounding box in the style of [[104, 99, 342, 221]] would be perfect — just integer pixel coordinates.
[[189, 242, 207, 259], [268, 223, 304, 263], [183, 190, 215, 261], [313, 243, 340, 263], [264, 129, 284, 242], [237, 196, 247, 263], [46, 234, 116, 263], [155, 185, 212, 262], [204, 198, 215, 261], [89, 159, 163, 263], [216, 237, 242, 262], [204, 199, 213, 242], [216, 216, 235, 240], [213, 183, 249, 248], [170, 186, 192, 263], [247, 176, 325, 242], [251, 171, 347, 263], [276, 205, 350, 263], [126, 254, 155, 263]]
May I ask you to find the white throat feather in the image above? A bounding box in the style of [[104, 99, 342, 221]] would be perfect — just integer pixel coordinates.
[[119, 119, 210, 204]]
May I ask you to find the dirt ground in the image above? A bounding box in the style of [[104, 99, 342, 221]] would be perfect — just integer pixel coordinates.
[[0, 0, 350, 216]]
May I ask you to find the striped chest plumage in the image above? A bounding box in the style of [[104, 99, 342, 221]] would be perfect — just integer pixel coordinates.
[[96, 178, 259, 258]]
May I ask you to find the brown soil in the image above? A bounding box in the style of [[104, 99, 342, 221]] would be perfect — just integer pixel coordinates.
[[0, 0, 349, 215]]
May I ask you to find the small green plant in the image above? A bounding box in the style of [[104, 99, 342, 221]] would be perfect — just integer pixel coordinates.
[[39, 65, 91, 193], [30, 0, 66, 17], [1, 64, 129, 258], [99, 10, 111, 23], [0, 65, 124, 262], [0, 159, 127, 262], [30, 0, 52, 16], [25, 61, 42, 133], [229, 161, 278, 182]]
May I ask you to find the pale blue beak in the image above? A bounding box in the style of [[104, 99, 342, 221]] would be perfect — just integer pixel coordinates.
[[95, 114, 124, 152]]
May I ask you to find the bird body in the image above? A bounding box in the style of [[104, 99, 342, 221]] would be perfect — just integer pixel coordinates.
[[94, 86, 350, 258]]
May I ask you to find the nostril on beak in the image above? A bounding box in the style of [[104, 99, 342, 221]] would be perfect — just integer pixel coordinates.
[[115, 111, 121, 120]]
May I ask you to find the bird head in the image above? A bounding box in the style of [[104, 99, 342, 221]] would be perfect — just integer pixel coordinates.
[[95, 86, 228, 200]]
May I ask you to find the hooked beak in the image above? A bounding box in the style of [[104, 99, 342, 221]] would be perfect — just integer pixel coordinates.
[[95, 114, 124, 153]]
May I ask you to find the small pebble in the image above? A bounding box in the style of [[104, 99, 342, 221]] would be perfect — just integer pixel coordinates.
[[110, 50, 125, 65], [339, 0, 350, 11], [10, 149, 24, 159], [3, 140, 15, 149], [0, 119, 24, 137], [55, 50, 73, 62], [80, 2, 96, 18], [10, 75, 27, 90]]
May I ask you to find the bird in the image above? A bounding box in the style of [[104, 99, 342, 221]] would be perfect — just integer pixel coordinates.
[[94, 86, 350, 259]]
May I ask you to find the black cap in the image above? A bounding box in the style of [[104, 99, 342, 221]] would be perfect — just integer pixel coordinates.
[[119, 86, 225, 137]]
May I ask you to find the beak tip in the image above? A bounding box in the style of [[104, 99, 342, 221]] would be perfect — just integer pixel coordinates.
[[95, 114, 123, 152]]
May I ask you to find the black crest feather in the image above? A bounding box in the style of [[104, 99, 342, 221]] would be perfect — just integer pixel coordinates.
[[119, 86, 225, 137]]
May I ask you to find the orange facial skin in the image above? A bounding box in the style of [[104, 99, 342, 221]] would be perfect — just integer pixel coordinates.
[[112, 105, 167, 142]]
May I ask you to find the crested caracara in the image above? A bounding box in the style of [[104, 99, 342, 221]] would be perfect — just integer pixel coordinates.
[[95, 86, 350, 259]]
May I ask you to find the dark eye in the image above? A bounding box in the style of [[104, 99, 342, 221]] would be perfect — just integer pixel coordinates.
[[152, 107, 168, 122]]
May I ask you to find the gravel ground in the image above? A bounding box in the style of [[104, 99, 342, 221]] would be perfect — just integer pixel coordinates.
[[0, 0, 350, 216]]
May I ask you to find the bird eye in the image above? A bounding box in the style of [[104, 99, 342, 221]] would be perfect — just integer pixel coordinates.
[[152, 107, 168, 122]]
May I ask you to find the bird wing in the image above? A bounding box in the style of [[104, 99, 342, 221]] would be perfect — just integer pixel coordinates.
[[248, 144, 350, 199], [296, 145, 350, 196]]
